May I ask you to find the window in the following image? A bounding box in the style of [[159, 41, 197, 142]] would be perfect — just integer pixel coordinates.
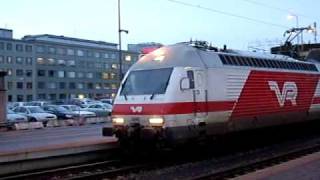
[[67, 71, 76, 78], [87, 72, 93, 78], [104, 53, 109, 59], [25, 45, 32, 52], [102, 72, 109, 80], [59, 94, 66, 99], [111, 53, 116, 59], [48, 58, 55, 65], [6, 43, 12, 50], [69, 82, 76, 89], [67, 49, 74, 55], [48, 70, 55, 77], [7, 69, 12, 76], [26, 95, 33, 101], [95, 83, 101, 89], [8, 95, 12, 102], [77, 50, 84, 56], [16, 69, 24, 76], [58, 59, 66, 65], [94, 52, 100, 58], [37, 70, 46, 77], [104, 63, 110, 69], [7, 82, 13, 90], [6, 56, 12, 64], [111, 64, 118, 69], [26, 70, 32, 77], [67, 60, 75, 66], [87, 51, 93, 57], [87, 83, 94, 89], [77, 83, 84, 89], [16, 57, 23, 64], [58, 71, 65, 78], [38, 94, 46, 100], [0, 56, 4, 63], [49, 94, 56, 100], [17, 95, 24, 102], [48, 47, 56, 54], [125, 55, 131, 61], [26, 82, 32, 89], [103, 83, 110, 89], [77, 72, 84, 78], [111, 84, 117, 90], [36, 46, 45, 53], [37, 82, 46, 89], [59, 82, 65, 89], [57, 48, 65, 55], [16, 44, 23, 51], [37, 57, 45, 64], [110, 72, 117, 79], [26, 57, 33, 65], [48, 82, 57, 89], [0, 42, 4, 50], [17, 82, 23, 89], [95, 63, 103, 68]]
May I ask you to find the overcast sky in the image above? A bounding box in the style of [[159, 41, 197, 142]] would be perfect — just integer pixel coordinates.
[[1, 0, 319, 50]]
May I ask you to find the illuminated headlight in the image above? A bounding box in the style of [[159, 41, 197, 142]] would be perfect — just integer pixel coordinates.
[[149, 117, 164, 126], [112, 117, 124, 125]]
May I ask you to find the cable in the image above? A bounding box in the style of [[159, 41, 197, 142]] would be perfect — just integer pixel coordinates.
[[240, 0, 315, 20], [166, 0, 289, 29]]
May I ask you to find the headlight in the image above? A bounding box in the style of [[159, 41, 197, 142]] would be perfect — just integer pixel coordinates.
[[149, 117, 164, 126], [112, 117, 124, 125]]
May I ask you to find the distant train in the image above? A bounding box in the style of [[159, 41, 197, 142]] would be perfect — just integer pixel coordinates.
[[103, 41, 320, 146]]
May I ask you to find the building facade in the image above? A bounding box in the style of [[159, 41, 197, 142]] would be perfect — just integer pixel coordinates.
[[0, 29, 138, 102]]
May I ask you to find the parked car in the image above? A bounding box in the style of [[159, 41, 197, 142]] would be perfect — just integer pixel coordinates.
[[7, 102, 26, 109], [13, 106, 57, 124], [24, 101, 51, 107], [42, 105, 75, 120], [99, 98, 113, 105], [82, 103, 112, 116], [60, 105, 96, 118], [6, 109, 28, 126]]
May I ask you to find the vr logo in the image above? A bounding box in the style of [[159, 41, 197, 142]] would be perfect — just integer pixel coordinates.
[[268, 81, 298, 107], [130, 106, 143, 113]]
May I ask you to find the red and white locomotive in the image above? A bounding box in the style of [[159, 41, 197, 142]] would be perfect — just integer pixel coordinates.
[[103, 41, 320, 145]]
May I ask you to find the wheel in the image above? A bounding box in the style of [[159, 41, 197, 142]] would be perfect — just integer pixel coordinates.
[[29, 118, 37, 122]]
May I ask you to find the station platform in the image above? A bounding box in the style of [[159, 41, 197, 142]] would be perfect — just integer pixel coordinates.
[[0, 124, 117, 175], [234, 151, 320, 180]]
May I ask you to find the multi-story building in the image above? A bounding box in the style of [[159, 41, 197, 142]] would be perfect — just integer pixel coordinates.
[[0, 28, 139, 102], [128, 42, 163, 53]]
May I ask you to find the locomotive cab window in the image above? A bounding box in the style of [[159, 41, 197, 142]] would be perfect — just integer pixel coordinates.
[[120, 68, 173, 96], [187, 70, 195, 89]]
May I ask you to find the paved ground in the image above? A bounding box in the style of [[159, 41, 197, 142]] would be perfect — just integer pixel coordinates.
[[234, 151, 320, 180], [0, 123, 115, 154]]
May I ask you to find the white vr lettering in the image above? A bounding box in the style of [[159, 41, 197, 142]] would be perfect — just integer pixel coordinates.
[[268, 81, 298, 107], [130, 106, 143, 113]]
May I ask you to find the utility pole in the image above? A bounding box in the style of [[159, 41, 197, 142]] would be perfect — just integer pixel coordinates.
[[117, 0, 128, 82]]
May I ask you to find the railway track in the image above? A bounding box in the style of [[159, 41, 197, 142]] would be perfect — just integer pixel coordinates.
[[1, 159, 153, 180], [3, 123, 320, 180], [191, 138, 320, 179]]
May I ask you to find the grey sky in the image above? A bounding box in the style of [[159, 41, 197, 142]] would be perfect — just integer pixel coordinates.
[[1, 0, 319, 50]]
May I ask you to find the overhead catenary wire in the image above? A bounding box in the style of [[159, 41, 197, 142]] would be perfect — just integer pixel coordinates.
[[166, 0, 290, 29], [239, 0, 316, 21]]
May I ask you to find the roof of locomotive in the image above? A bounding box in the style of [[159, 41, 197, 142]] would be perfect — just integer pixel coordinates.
[[129, 43, 315, 71]]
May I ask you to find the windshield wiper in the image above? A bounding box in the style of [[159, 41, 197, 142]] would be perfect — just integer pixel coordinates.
[[123, 93, 128, 101], [150, 93, 156, 100]]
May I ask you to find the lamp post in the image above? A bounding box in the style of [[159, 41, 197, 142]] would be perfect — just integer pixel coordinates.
[[117, 0, 128, 82], [287, 14, 300, 44]]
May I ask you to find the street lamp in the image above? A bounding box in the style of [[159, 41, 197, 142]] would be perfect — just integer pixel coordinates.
[[287, 14, 299, 44], [117, 0, 129, 82]]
